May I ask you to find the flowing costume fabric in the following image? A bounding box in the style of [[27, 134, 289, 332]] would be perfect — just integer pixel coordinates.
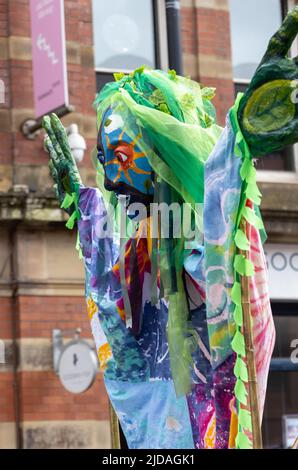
[[75, 117, 274, 449], [65, 69, 275, 449]]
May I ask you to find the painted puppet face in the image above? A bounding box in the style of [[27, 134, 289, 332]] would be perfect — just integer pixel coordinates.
[[97, 107, 154, 205]]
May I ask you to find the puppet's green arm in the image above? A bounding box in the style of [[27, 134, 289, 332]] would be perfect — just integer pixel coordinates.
[[237, 7, 298, 156], [42, 114, 82, 208]]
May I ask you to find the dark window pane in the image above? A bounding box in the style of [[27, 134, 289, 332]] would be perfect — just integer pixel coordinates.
[[263, 307, 298, 448], [230, 0, 283, 81], [92, 0, 156, 71], [272, 314, 298, 358], [95, 72, 115, 93], [255, 146, 294, 171], [263, 371, 298, 448]]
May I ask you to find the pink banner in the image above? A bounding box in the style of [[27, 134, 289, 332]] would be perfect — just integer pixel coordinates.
[[30, 0, 68, 118]]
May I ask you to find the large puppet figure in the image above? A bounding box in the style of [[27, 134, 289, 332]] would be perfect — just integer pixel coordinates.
[[43, 9, 298, 449]]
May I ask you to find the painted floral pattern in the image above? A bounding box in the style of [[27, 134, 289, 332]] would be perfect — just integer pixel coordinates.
[[75, 118, 274, 449]]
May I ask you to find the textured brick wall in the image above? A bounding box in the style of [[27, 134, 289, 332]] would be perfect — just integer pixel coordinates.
[[0, 229, 111, 448], [0, 0, 12, 192], [180, 0, 235, 125], [0, 220, 111, 448], [0, 252, 112, 446], [19, 371, 108, 422], [0, 0, 97, 194], [0, 0, 111, 449], [0, 297, 12, 340]]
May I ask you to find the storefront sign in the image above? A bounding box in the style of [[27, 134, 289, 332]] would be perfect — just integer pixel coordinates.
[[265, 244, 298, 300], [30, 0, 68, 118], [58, 340, 98, 394]]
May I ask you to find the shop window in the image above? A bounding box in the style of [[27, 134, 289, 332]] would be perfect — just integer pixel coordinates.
[[230, 0, 295, 171], [263, 303, 298, 448]]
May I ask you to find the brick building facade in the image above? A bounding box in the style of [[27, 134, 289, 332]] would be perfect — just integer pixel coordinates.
[[0, 0, 297, 449], [0, 0, 108, 449]]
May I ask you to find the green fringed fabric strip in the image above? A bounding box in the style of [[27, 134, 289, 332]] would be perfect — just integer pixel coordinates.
[[233, 304, 243, 327], [234, 356, 248, 382], [61, 184, 83, 259], [231, 329, 246, 357], [61, 184, 81, 229], [234, 254, 255, 277], [236, 431, 253, 450], [61, 192, 74, 210], [229, 93, 264, 449]]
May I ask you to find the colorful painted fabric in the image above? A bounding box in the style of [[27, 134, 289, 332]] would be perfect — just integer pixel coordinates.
[[44, 11, 298, 448], [203, 116, 275, 448], [72, 110, 274, 449], [78, 186, 194, 448], [48, 65, 282, 449]]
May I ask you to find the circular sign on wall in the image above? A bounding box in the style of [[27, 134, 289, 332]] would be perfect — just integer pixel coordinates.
[[58, 340, 98, 394]]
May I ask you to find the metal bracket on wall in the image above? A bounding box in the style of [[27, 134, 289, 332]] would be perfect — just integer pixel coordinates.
[[21, 104, 75, 140]]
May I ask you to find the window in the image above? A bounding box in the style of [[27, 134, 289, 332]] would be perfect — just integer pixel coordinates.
[[263, 304, 298, 448], [230, 0, 295, 172], [92, 0, 168, 92], [230, 0, 283, 82]]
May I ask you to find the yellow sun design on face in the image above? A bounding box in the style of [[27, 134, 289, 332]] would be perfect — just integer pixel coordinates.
[[104, 131, 152, 190]]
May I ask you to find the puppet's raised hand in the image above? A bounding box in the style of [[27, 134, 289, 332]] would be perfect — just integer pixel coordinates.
[[43, 113, 82, 208], [237, 7, 298, 156]]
